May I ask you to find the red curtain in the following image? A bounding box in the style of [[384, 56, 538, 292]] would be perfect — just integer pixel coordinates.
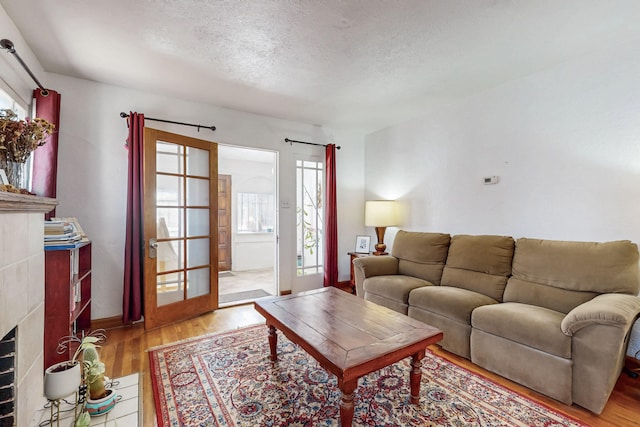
[[31, 89, 61, 217], [123, 112, 145, 324], [323, 144, 338, 287]]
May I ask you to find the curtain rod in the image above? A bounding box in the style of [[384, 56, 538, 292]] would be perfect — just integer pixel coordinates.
[[119, 112, 216, 131], [0, 39, 49, 96], [284, 138, 340, 149]]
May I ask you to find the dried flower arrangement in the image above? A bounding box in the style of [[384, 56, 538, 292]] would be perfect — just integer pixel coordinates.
[[0, 108, 55, 163]]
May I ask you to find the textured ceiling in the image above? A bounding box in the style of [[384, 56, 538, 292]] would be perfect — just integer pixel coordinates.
[[2, 0, 640, 132]]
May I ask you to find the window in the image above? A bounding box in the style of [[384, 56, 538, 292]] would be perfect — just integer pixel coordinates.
[[0, 87, 27, 117], [0, 87, 30, 188], [237, 192, 275, 232], [296, 159, 323, 276]]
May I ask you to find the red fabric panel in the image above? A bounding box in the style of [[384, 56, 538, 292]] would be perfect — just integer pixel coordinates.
[[31, 89, 61, 216], [323, 144, 338, 287], [123, 112, 145, 324]]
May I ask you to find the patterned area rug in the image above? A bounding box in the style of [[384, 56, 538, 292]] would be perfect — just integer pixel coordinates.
[[148, 324, 587, 426]]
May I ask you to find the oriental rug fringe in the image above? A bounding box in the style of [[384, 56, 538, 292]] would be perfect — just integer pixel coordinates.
[[148, 324, 587, 426]]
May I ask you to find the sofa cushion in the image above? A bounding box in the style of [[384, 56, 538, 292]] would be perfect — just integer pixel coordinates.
[[511, 238, 640, 294], [505, 238, 640, 313], [409, 286, 498, 324], [441, 234, 514, 302], [363, 275, 433, 305], [505, 278, 598, 314], [392, 230, 450, 285], [472, 302, 571, 358]]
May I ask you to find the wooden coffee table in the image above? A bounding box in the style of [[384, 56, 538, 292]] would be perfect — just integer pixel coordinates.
[[254, 287, 443, 427]]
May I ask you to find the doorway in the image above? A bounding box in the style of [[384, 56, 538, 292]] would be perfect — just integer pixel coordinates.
[[218, 145, 278, 305]]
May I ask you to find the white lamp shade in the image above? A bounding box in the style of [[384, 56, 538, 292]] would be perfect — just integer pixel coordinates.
[[365, 200, 397, 227]]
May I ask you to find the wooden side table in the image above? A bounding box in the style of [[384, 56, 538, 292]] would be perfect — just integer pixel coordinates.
[[348, 252, 371, 293]]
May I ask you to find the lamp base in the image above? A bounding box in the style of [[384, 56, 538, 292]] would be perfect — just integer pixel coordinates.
[[373, 227, 388, 256]]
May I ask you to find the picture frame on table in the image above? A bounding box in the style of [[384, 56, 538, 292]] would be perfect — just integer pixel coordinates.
[[355, 235, 371, 253]]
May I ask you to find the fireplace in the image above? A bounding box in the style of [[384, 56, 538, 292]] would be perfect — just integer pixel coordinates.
[[0, 328, 16, 426], [0, 193, 58, 426]]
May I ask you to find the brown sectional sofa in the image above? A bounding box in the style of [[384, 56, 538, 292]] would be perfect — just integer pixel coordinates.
[[352, 230, 640, 414]]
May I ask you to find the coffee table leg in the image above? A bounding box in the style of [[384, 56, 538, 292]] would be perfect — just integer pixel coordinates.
[[410, 350, 425, 404], [339, 379, 357, 427], [268, 325, 278, 361]]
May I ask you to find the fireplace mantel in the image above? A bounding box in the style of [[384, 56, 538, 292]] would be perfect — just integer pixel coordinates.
[[0, 192, 58, 212], [0, 193, 58, 425]]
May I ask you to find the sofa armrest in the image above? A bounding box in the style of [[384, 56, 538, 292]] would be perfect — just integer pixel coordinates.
[[561, 293, 640, 336], [352, 256, 399, 298]]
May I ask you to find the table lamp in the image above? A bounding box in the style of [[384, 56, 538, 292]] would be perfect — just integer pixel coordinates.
[[365, 200, 397, 255]]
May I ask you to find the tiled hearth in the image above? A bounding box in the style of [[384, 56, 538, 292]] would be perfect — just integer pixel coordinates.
[[0, 193, 57, 426]]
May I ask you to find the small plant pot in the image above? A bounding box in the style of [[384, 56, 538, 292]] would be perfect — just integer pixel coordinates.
[[85, 388, 117, 416], [43, 361, 81, 401]]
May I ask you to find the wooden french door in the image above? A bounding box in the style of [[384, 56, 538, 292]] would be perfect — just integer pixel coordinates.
[[143, 128, 218, 330]]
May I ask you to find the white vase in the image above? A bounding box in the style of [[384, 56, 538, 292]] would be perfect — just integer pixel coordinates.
[[43, 361, 82, 401]]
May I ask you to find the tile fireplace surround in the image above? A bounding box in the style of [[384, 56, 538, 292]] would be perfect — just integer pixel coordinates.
[[0, 193, 57, 426]]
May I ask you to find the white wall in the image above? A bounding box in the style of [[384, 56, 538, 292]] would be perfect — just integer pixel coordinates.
[[365, 40, 640, 250], [43, 74, 365, 319]]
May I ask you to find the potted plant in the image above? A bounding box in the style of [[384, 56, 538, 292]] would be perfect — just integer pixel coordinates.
[[42, 330, 116, 425], [81, 343, 118, 416], [43, 359, 82, 401], [43, 330, 108, 410], [82, 345, 107, 400], [0, 108, 55, 190], [43, 333, 100, 401]]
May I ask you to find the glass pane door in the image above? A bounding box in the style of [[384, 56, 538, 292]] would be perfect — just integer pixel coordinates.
[[156, 142, 212, 306], [144, 128, 218, 330]]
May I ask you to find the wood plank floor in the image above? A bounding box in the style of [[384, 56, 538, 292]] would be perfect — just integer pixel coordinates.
[[98, 304, 640, 427]]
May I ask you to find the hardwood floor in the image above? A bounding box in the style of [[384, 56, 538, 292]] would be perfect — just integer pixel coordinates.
[[98, 304, 640, 427]]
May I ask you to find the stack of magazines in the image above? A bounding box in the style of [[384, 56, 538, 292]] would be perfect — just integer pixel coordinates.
[[44, 220, 83, 249]]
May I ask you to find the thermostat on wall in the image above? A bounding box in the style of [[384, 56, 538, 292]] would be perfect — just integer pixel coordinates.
[[483, 176, 499, 185]]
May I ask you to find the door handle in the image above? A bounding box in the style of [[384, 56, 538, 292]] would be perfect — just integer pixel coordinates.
[[149, 238, 157, 259]]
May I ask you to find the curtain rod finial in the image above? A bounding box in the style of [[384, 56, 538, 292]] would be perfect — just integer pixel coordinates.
[[120, 112, 129, 118], [0, 39, 15, 52]]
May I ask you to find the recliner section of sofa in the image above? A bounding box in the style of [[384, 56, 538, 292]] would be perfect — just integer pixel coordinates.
[[355, 230, 450, 314], [472, 238, 640, 413], [352, 231, 640, 414], [408, 234, 514, 358]]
